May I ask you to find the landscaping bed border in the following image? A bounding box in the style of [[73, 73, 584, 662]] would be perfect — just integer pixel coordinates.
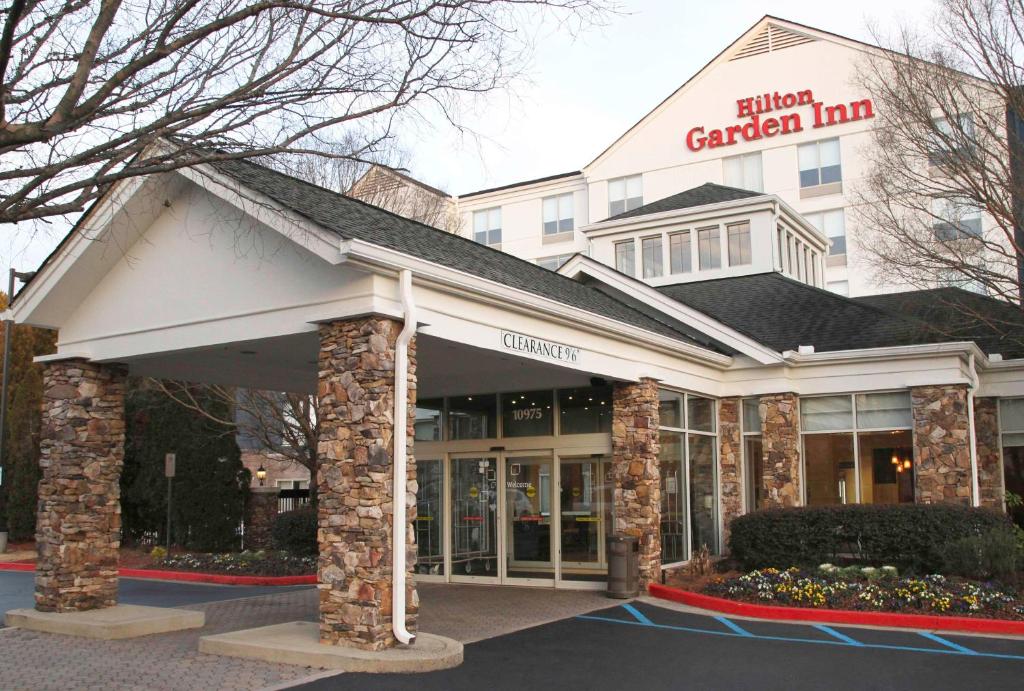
[[0, 561, 316, 586], [649, 583, 1024, 636]]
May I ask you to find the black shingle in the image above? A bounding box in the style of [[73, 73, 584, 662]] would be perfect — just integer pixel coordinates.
[[210, 159, 711, 350], [606, 183, 764, 222]]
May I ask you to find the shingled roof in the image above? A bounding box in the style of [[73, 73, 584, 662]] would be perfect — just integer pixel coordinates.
[[606, 182, 764, 222], [656, 272, 1023, 356], [209, 158, 714, 351]]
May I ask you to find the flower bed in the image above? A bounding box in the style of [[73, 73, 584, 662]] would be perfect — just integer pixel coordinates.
[[702, 566, 1024, 620], [155, 549, 315, 577]]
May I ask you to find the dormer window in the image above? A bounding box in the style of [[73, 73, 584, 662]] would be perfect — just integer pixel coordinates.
[[615, 239, 636, 276], [697, 226, 721, 270], [642, 236, 664, 278], [669, 231, 692, 274], [727, 222, 752, 266]]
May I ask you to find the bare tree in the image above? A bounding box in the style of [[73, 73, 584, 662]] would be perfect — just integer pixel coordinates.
[[0, 0, 606, 227], [854, 0, 1024, 322], [154, 380, 320, 507]]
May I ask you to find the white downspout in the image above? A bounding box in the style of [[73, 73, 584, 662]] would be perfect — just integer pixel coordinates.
[[966, 353, 981, 507], [393, 269, 416, 645]]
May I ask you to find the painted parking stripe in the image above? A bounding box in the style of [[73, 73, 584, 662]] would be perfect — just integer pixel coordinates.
[[918, 632, 978, 655], [717, 616, 753, 637], [621, 603, 655, 626], [574, 607, 1024, 662], [813, 624, 865, 646]]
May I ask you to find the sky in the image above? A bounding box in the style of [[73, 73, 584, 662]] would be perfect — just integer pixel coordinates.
[[2, 0, 937, 280]]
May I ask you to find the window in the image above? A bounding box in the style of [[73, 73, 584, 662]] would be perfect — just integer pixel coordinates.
[[642, 236, 663, 278], [536, 254, 574, 271], [558, 385, 612, 434], [501, 390, 554, 437], [827, 280, 849, 296], [416, 459, 444, 575], [723, 152, 764, 192], [930, 113, 975, 166], [932, 197, 982, 241], [543, 193, 574, 235], [448, 394, 497, 439], [727, 222, 752, 266], [805, 209, 846, 256], [473, 207, 501, 246], [609, 175, 642, 216], [697, 226, 721, 270], [742, 398, 764, 511], [414, 398, 443, 441], [1000, 399, 1024, 527], [615, 240, 636, 276], [798, 138, 841, 188], [801, 392, 914, 506], [659, 390, 720, 565], [669, 231, 692, 274]]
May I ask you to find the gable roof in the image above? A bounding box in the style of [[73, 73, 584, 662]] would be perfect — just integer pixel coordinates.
[[207, 158, 716, 351], [605, 183, 764, 222], [655, 272, 1019, 355]]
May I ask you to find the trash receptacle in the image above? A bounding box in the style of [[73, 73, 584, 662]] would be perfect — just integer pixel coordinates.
[[606, 534, 639, 598]]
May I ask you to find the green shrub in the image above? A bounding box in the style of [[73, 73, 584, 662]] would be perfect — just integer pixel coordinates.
[[729, 503, 1016, 574], [272, 507, 317, 555], [939, 529, 1019, 581]]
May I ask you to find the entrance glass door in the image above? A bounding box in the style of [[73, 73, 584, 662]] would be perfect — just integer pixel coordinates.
[[451, 456, 499, 579], [559, 456, 609, 582], [504, 456, 554, 581]]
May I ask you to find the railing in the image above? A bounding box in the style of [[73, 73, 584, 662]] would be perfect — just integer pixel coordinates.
[[278, 487, 310, 513]]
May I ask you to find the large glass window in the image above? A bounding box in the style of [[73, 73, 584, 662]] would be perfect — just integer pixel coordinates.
[[448, 394, 497, 440], [727, 222, 752, 266], [641, 236, 663, 278], [609, 175, 643, 216], [805, 209, 846, 256], [615, 240, 636, 276], [932, 197, 982, 241], [930, 113, 975, 166], [501, 390, 554, 437], [1001, 398, 1024, 528], [415, 459, 444, 575], [659, 390, 719, 564], [801, 392, 913, 505], [723, 152, 763, 192], [742, 398, 764, 511], [558, 386, 612, 434], [798, 138, 842, 188], [414, 398, 443, 441], [473, 207, 502, 246], [669, 231, 692, 274], [543, 193, 574, 235], [697, 226, 721, 270]]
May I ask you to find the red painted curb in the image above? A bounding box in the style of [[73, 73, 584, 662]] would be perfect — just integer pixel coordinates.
[[0, 561, 315, 586], [648, 584, 1024, 636]]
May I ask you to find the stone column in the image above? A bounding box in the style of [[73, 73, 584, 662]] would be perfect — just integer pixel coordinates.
[[246, 487, 280, 550], [35, 360, 126, 613], [611, 378, 660, 588], [759, 393, 801, 508], [316, 317, 417, 651], [718, 397, 743, 546], [911, 385, 972, 505], [974, 397, 1005, 511]]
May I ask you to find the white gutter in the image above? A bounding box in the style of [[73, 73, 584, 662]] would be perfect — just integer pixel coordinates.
[[966, 352, 981, 507], [392, 269, 416, 645]]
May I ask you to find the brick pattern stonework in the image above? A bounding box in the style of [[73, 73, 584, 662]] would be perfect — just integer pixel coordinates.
[[974, 397, 1004, 510], [245, 487, 280, 550], [911, 385, 972, 505], [718, 397, 743, 544], [759, 393, 801, 508], [315, 317, 417, 650], [36, 360, 126, 612], [611, 378, 660, 588]]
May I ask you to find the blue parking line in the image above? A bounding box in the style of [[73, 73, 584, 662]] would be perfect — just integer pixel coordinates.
[[717, 616, 753, 637], [814, 624, 865, 646], [918, 631, 978, 655], [574, 607, 1024, 662]]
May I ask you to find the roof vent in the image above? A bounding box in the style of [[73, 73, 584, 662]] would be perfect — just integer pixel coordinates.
[[797, 345, 815, 355], [731, 23, 815, 61]]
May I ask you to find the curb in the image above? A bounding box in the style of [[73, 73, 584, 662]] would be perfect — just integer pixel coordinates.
[[648, 584, 1024, 636], [0, 561, 316, 586]]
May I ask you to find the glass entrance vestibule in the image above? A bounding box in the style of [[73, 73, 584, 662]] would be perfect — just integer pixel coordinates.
[[413, 385, 614, 588]]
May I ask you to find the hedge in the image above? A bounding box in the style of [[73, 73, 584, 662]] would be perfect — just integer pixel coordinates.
[[728, 503, 1016, 573], [272, 507, 318, 556]]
